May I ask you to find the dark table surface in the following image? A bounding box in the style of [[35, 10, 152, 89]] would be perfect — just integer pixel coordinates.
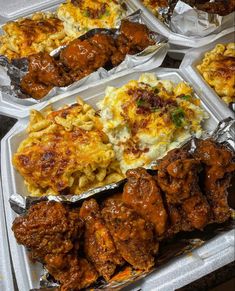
[[0, 55, 234, 290]]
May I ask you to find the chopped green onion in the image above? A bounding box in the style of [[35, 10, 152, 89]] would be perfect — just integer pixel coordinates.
[[171, 108, 185, 127]]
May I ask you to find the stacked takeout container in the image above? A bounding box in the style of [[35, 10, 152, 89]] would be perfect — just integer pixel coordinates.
[[0, 0, 234, 290]]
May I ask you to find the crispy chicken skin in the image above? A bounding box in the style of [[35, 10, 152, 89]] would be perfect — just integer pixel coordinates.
[[156, 148, 210, 234], [45, 255, 98, 291], [79, 199, 124, 281], [12, 201, 99, 290], [194, 139, 235, 223], [122, 168, 168, 236], [102, 198, 158, 271], [12, 201, 83, 261]]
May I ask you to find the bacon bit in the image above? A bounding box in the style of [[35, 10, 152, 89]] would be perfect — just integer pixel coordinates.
[[127, 87, 177, 115], [71, 0, 83, 7]]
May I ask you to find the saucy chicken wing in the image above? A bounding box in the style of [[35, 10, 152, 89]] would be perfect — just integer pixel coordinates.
[[20, 52, 72, 99], [194, 139, 235, 223], [12, 201, 83, 261], [102, 198, 158, 271], [45, 254, 98, 291], [156, 148, 210, 234], [122, 168, 168, 237], [60, 33, 115, 71], [79, 199, 124, 281], [20, 20, 155, 99]]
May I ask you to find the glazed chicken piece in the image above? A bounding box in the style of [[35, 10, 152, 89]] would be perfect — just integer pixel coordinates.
[[111, 20, 154, 66], [60, 33, 115, 71], [20, 74, 53, 100], [45, 254, 98, 291], [194, 139, 235, 223], [122, 168, 168, 237], [79, 199, 124, 281], [12, 201, 99, 290], [12, 201, 83, 261], [20, 52, 72, 99], [119, 20, 154, 52], [195, 0, 235, 16], [156, 148, 210, 234], [102, 198, 158, 271]]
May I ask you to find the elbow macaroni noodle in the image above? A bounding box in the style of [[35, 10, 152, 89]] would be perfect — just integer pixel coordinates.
[[197, 43, 235, 105], [13, 97, 123, 197]]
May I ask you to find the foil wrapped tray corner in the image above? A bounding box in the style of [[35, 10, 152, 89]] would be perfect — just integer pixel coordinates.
[[157, 0, 234, 37]]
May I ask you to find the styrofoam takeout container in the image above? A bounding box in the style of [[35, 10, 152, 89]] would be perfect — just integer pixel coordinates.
[[130, 0, 235, 48], [0, 1, 169, 118], [0, 177, 14, 291], [180, 30, 235, 120], [1, 67, 235, 291], [0, 0, 63, 23]]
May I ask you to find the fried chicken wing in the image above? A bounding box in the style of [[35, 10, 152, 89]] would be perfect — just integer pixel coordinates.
[[60, 34, 115, 71], [111, 20, 154, 66], [102, 198, 158, 271], [195, 0, 235, 16], [20, 74, 52, 100], [194, 139, 235, 222], [12, 201, 98, 290], [79, 199, 124, 281], [122, 168, 168, 237], [119, 20, 154, 52], [45, 254, 98, 291], [12, 201, 83, 261], [156, 148, 210, 233]]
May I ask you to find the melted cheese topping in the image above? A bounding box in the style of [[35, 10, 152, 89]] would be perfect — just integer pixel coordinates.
[[197, 43, 235, 104], [98, 73, 208, 173], [0, 12, 72, 60], [13, 98, 123, 196], [57, 0, 127, 38]]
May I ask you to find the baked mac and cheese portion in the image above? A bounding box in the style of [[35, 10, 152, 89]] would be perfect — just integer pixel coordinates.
[[0, 0, 127, 60], [197, 43, 235, 105], [98, 73, 208, 173], [0, 12, 72, 60], [13, 98, 123, 196], [57, 0, 127, 38]]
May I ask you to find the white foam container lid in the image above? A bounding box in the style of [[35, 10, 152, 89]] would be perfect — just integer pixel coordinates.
[[129, 0, 235, 48], [1, 67, 234, 290], [0, 177, 14, 291], [180, 29, 235, 120], [0, 0, 62, 22]]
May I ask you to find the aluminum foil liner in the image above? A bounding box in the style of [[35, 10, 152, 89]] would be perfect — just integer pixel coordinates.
[[158, 0, 233, 37], [170, 1, 222, 37], [9, 117, 235, 290], [0, 10, 167, 106]]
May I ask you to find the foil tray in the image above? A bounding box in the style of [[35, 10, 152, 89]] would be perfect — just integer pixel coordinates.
[[2, 67, 235, 290], [180, 30, 235, 120], [129, 0, 235, 48]]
